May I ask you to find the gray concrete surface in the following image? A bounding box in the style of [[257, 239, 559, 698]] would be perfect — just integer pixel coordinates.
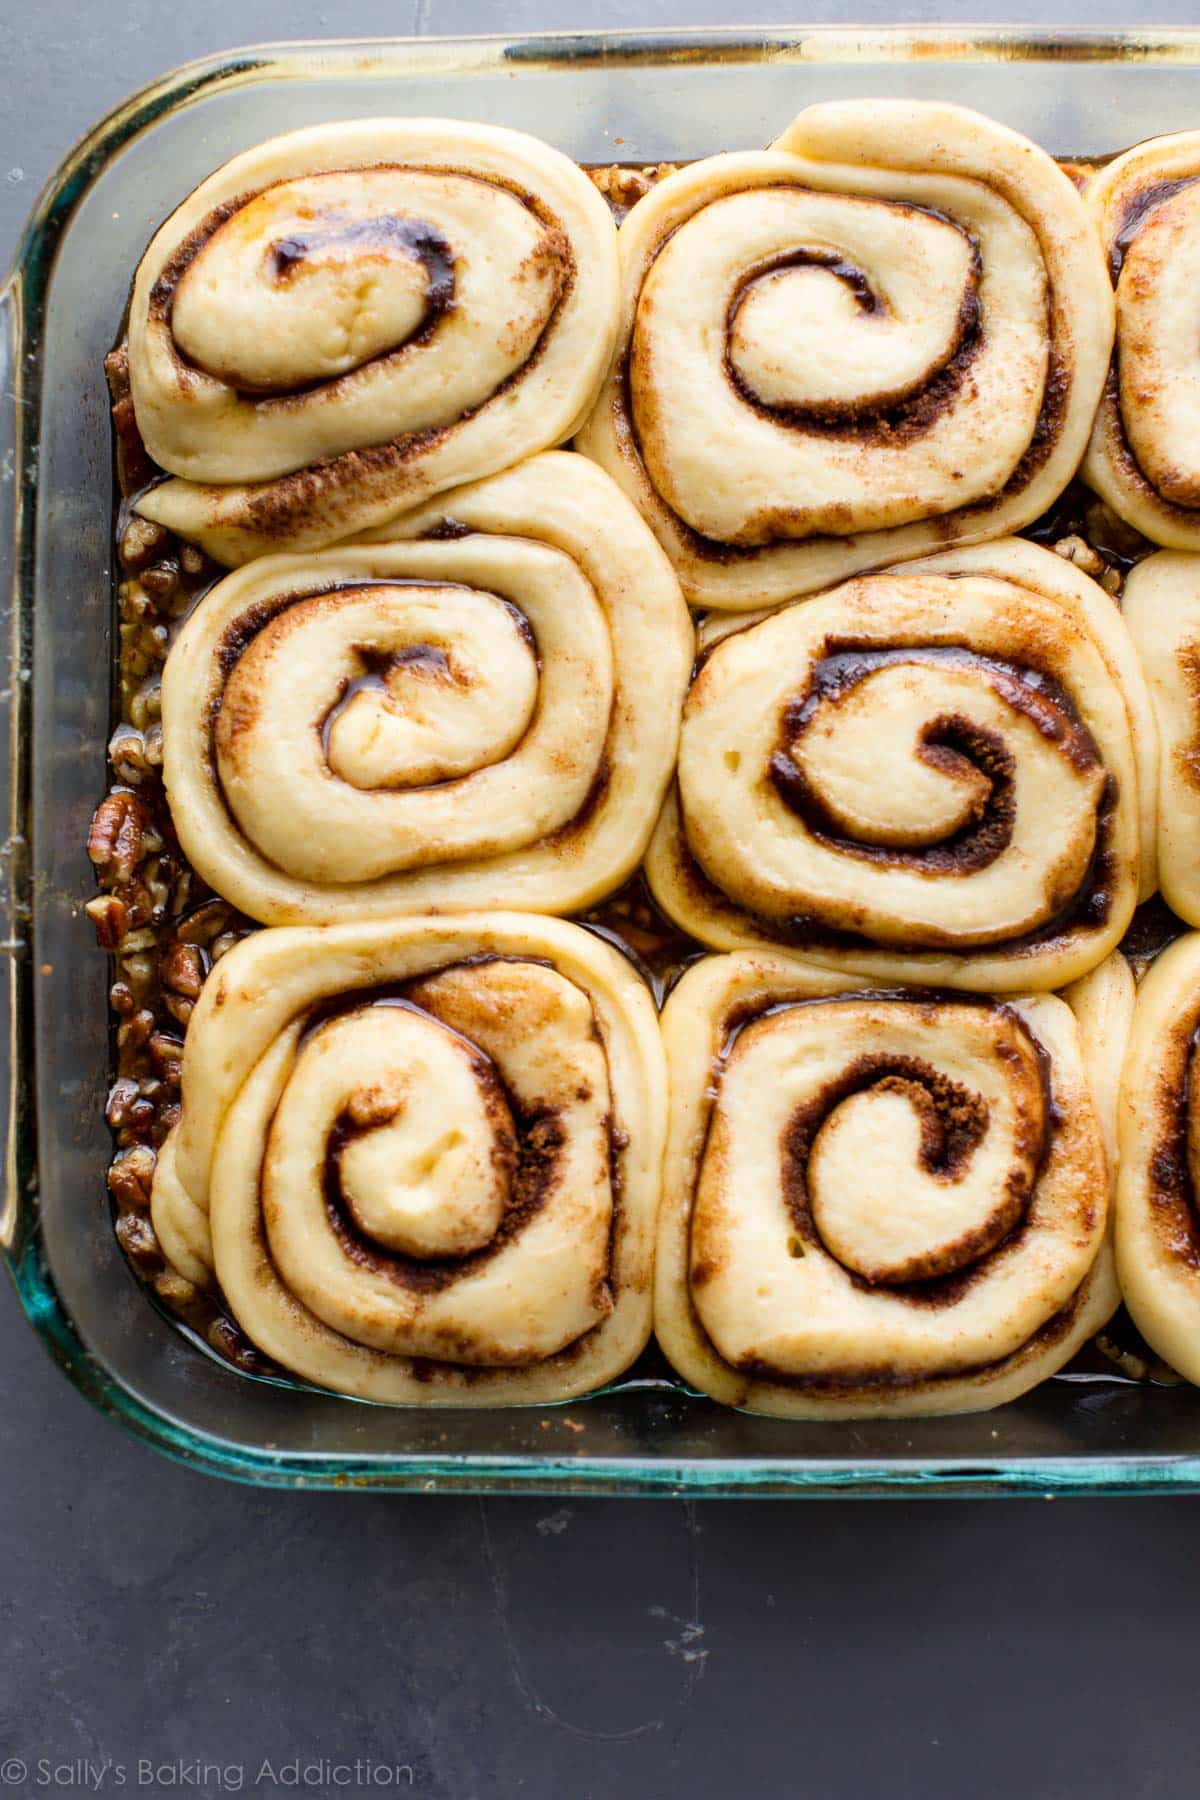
[[3, 4, 1200, 1796]]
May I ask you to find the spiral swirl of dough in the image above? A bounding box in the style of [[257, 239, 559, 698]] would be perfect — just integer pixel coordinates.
[[160, 454, 691, 924], [150, 915, 664, 1404], [645, 539, 1150, 992], [576, 99, 1113, 611], [127, 120, 619, 565], [655, 952, 1116, 1419], [1115, 932, 1200, 1389], [1082, 133, 1200, 548]]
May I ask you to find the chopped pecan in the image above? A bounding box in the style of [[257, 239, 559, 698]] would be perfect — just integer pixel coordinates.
[[588, 162, 677, 223], [85, 894, 128, 950], [105, 1076, 141, 1129], [106, 347, 156, 493], [116, 1008, 156, 1056], [117, 1097, 157, 1144], [1084, 498, 1152, 563], [148, 1031, 184, 1081], [108, 724, 151, 786], [115, 1209, 162, 1271], [119, 929, 158, 954], [107, 1143, 156, 1212], [108, 978, 135, 1017], [114, 951, 155, 1007], [1052, 534, 1106, 579], [114, 875, 153, 930], [111, 399, 155, 495], [160, 940, 204, 1000], [163, 994, 195, 1029], [207, 1314, 262, 1372], [174, 899, 233, 946], [168, 868, 195, 919], [155, 1268, 200, 1312], [119, 516, 170, 573], [103, 344, 131, 403], [88, 789, 150, 883], [118, 580, 151, 625], [139, 560, 179, 603]]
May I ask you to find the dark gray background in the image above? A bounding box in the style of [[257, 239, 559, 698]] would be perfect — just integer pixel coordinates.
[[3, 4, 1198, 1797]]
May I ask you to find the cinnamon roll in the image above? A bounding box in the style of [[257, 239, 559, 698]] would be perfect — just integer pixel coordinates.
[[577, 100, 1113, 610], [1122, 552, 1200, 924], [1082, 133, 1200, 548], [127, 120, 619, 565], [1116, 931, 1200, 1388], [150, 914, 664, 1403], [645, 539, 1148, 992], [655, 952, 1116, 1418], [159, 454, 691, 924]]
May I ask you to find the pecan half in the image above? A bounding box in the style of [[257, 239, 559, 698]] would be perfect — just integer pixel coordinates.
[[107, 1143, 157, 1212], [85, 894, 129, 950], [87, 789, 150, 884], [160, 939, 204, 1000]]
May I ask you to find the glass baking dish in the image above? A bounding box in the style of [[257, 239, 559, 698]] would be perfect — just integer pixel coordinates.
[[9, 25, 1200, 1495]]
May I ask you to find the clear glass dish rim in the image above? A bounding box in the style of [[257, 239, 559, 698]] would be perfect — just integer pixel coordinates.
[[10, 24, 1200, 1495]]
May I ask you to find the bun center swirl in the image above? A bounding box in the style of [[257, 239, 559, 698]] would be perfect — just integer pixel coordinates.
[[694, 998, 1055, 1376], [680, 981, 1105, 1390], [631, 182, 1020, 547], [768, 646, 1106, 885], [200, 551, 609, 888], [319, 631, 534, 793], [170, 176, 457, 392], [160, 169, 564, 456], [723, 204, 978, 420], [149, 915, 666, 1404], [799, 1054, 1017, 1286], [577, 101, 1113, 610], [157, 456, 691, 924], [126, 121, 621, 561], [245, 956, 614, 1366], [675, 585, 1114, 949], [654, 953, 1118, 1417], [291, 1005, 516, 1260], [645, 542, 1148, 992]]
